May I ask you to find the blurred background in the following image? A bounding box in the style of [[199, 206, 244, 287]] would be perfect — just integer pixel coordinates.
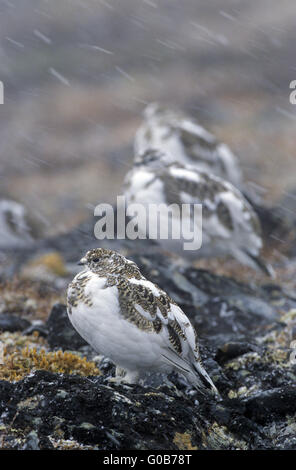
[[0, 0, 295, 238]]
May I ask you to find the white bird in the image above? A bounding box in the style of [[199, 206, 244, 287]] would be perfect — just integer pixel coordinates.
[[123, 149, 274, 277], [134, 102, 242, 187], [0, 199, 35, 248], [67, 247, 219, 396]]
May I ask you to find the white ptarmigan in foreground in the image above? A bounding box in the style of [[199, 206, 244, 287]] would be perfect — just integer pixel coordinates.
[[134, 102, 242, 187], [124, 150, 274, 277], [67, 248, 219, 396]]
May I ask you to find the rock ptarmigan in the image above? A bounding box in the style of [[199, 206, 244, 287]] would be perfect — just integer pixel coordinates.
[[123, 149, 274, 277], [134, 102, 242, 187], [0, 199, 36, 248], [67, 247, 219, 396]]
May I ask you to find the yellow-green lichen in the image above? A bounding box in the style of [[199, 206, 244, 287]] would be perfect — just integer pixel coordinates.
[[173, 432, 198, 450], [225, 348, 291, 372], [0, 346, 100, 381], [203, 422, 248, 450], [20, 251, 68, 280]]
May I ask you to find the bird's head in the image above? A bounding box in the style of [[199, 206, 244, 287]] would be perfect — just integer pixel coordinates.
[[143, 102, 180, 122], [143, 102, 164, 119], [78, 248, 120, 270], [134, 148, 171, 169], [78, 248, 140, 276]]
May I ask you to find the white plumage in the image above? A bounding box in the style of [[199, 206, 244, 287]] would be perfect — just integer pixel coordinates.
[[124, 150, 274, 276], [134, 102, 242, 186], [0, 199, 34, 247], [67, 248, 219, 396]]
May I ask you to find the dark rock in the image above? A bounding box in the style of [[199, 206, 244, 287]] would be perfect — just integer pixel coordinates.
[[250, 198, 295, 241], [0, 313, 30, 332], [22, 430, 40, 450], [23, 323, 48, 337], [99, 357, 116, 377], [0, 370, 294, 450], [0, 371, 203, 450], [46, 303, 87, 350], [215, 342, 259, 365], [0, 371, 269, 450], [244, 387, 296, 424]]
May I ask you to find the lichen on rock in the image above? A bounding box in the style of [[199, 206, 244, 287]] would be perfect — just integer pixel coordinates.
[[0, 344, 100, 382]]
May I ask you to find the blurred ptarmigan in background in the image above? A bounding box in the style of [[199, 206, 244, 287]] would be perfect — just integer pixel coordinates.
[[134, 102, 242, 187], [124, 150, 274, 277], [0, 199, 41, 248]]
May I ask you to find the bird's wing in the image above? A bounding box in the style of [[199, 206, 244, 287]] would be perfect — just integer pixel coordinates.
[[136, 113, 217, 158], [178, 118, 218, 154], [116, 275, 200, 365], [117, 274, 220, 394], [174, 116, 241, 184], [162, 165, 261, 244]]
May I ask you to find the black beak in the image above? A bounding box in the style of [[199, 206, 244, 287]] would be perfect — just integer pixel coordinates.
[[78, 256, 87, 266]]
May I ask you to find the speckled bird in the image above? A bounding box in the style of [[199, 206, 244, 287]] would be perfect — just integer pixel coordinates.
[[67, 248, 219, 396], [124, 149, 274, 277], [0, 199, 35, 248], [134, 102, 242, 186]]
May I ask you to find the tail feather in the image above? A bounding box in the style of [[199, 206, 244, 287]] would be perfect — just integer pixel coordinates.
[[189, 361, 221, 398], [161, 349, 220, 398], [161, 351, 192, 375]]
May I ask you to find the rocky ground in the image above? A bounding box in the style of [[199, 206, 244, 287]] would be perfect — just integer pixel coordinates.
[[0, 202, 296, 450]]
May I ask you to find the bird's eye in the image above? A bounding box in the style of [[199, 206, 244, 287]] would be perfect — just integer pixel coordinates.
[[92, 258, 100, 263]]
